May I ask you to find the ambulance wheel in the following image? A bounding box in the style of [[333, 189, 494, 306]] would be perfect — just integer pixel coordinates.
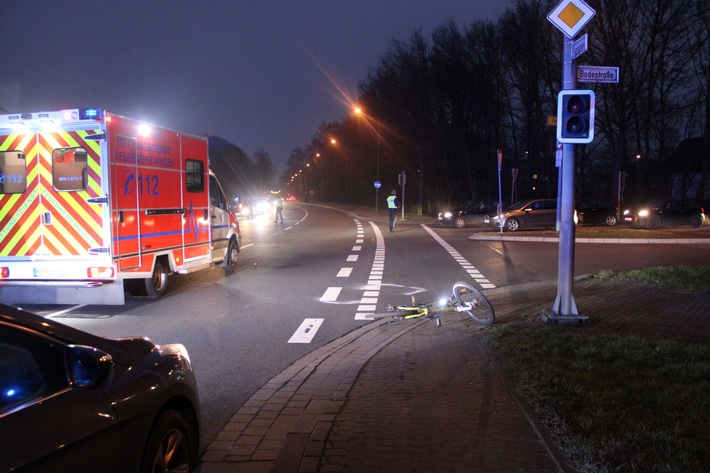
[[225, 238, 239, 273], [144, 261, 168, 298]]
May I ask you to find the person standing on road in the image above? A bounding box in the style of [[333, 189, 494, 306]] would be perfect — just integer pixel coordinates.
[[274, 195, 284, 224], [386, 189, 399, 233]]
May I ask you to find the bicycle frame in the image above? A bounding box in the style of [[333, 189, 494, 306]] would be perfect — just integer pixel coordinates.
[[374, 282, 495, 327]]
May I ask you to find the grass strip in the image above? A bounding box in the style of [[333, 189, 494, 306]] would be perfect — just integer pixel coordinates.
[[485, 327, 710, 472], [597, 265, 710, 293]]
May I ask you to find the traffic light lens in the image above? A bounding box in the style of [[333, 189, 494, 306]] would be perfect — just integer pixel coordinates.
[[556, 89, 595, 143], [567, 95, 588, 113], [566, 116, 588, 134]]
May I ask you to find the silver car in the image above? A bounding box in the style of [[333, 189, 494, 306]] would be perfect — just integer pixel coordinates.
[[484, 199, 557, 231], [0, 304, 200, 472]]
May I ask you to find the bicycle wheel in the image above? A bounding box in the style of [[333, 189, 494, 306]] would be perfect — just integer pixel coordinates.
[[452, 282, 495, 326]]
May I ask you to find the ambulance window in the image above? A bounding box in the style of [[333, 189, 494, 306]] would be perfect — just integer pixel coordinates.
[[209, 175, 225, 209], [52, 148, 88, 191], [0, 151, 27, 194], [186, 159, 204, 193]]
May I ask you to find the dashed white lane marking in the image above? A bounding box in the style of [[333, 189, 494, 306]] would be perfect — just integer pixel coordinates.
[[347, 254, 359, 262], [321, 287, 342, 302], [421, 224, 496, 289], [288, 318, 324, 343], [355, 221, 385, 320], [337, 267, 353, 277]]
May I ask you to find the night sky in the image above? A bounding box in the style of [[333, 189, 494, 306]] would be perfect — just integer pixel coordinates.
[[1, 1, 511, 172]]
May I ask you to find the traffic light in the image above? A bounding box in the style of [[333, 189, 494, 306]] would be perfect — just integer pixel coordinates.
[[556, 89, 595, 144]]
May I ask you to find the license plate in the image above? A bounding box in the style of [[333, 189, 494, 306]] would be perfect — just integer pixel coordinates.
[[484, 219, 490, 224], [33, 267, 65, 278]]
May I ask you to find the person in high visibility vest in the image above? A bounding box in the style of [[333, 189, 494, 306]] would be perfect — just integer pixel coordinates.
[[274, 195, 284, 224], [386, 189, 399, 233]]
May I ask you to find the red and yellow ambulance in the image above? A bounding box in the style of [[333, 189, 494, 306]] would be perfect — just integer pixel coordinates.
[[0, 108, 240, 305]]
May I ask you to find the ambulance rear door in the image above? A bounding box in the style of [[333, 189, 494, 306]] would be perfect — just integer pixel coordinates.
[[0, 110, 112, 282]]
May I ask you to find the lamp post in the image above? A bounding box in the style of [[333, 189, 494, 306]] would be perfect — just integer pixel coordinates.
[[329, 137, 347, 197], [354, 106, 382, 212]]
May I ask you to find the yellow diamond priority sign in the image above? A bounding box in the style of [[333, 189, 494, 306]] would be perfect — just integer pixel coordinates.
[[548, 0, 596, 39]]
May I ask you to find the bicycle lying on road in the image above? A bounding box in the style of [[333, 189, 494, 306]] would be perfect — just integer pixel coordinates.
[[372, 281, 495, 326]]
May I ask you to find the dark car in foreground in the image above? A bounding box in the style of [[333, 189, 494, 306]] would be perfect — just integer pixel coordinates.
[[484, 198, 557, 231], [0, 304, 200, 472], [438, 200, 501, 228], [575, 199, 618, 226], [623, 199, 705, 228]]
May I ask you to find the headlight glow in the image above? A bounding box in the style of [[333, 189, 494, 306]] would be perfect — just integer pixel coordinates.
[[638, 209, 649, 217], [444, 211, 453, 218]]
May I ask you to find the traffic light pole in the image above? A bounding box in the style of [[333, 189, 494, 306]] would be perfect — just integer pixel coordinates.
[[544, 34, 588, 324]]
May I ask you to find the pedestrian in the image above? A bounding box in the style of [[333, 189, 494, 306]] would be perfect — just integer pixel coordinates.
[[386, 189, 399, 233], [274, 195, 284, 224]]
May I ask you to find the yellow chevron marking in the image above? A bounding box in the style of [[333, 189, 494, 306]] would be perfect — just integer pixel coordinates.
[[11, 206, 42, 255], [0, 193, 21, 221], [0, 191, 39, 256], [40, 188, 100, 248]]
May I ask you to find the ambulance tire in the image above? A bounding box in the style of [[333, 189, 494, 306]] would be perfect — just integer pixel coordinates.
[[225, 238, 239, 273], [144, 260, 169, 298]]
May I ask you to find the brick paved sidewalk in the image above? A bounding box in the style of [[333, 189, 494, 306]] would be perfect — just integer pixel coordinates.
[[197, 275, 709, 473]]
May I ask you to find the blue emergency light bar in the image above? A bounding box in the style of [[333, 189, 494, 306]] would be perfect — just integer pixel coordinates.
[[79, 108, 104, 120]]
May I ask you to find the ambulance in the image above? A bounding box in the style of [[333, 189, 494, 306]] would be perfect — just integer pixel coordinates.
[[0, 108, 240, 305]]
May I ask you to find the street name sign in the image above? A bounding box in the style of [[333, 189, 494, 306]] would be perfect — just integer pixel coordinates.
[[577, 65, 620, 83], [572, 33, 588, 60], [547, 0, 596, 39]]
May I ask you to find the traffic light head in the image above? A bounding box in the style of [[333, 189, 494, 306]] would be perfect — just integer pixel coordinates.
[[557, 90, 595, 144]]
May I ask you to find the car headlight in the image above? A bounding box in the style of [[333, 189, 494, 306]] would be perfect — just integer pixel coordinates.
[[623, 209, 630, 215], [638, 209, 649, 217], [443, 211, 453, 218]]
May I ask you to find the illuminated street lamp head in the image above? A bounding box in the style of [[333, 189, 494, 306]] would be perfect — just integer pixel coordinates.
[[354, 106, 362, 115], [330, 138, 337, 145]]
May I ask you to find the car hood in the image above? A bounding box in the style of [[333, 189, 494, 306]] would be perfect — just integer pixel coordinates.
[[1, 304, 158, 365]]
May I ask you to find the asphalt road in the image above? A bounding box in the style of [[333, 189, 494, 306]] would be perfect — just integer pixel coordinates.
[[23, 202, 710, 449]]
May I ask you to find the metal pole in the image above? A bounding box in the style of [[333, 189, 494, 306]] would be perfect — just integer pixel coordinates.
[[497, 150, 503, 235], [544, 34, 587, 324], [375, 122, 380, 213], [400, 171, 405, 221]]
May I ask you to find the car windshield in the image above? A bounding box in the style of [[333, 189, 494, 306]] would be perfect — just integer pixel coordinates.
[[506, 199, 537, 211]]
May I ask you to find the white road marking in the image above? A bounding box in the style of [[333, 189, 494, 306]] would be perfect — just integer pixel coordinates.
[[337, 267, 353, 277], [421, 224, 496, 289], [288, 318, 324, 343], [46, 305, 86, 318], [347, 255, 359, 262], [321, 287, 342, 302], [355, 222, 386, 320]]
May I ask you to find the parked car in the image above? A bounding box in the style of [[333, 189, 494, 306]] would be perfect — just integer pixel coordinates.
[[575, 199, 618, 226], [623, 199, 705, 228], [484, 198, 557, 231], [0, 304, 201, 472], [438, 200, 501, 228]]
